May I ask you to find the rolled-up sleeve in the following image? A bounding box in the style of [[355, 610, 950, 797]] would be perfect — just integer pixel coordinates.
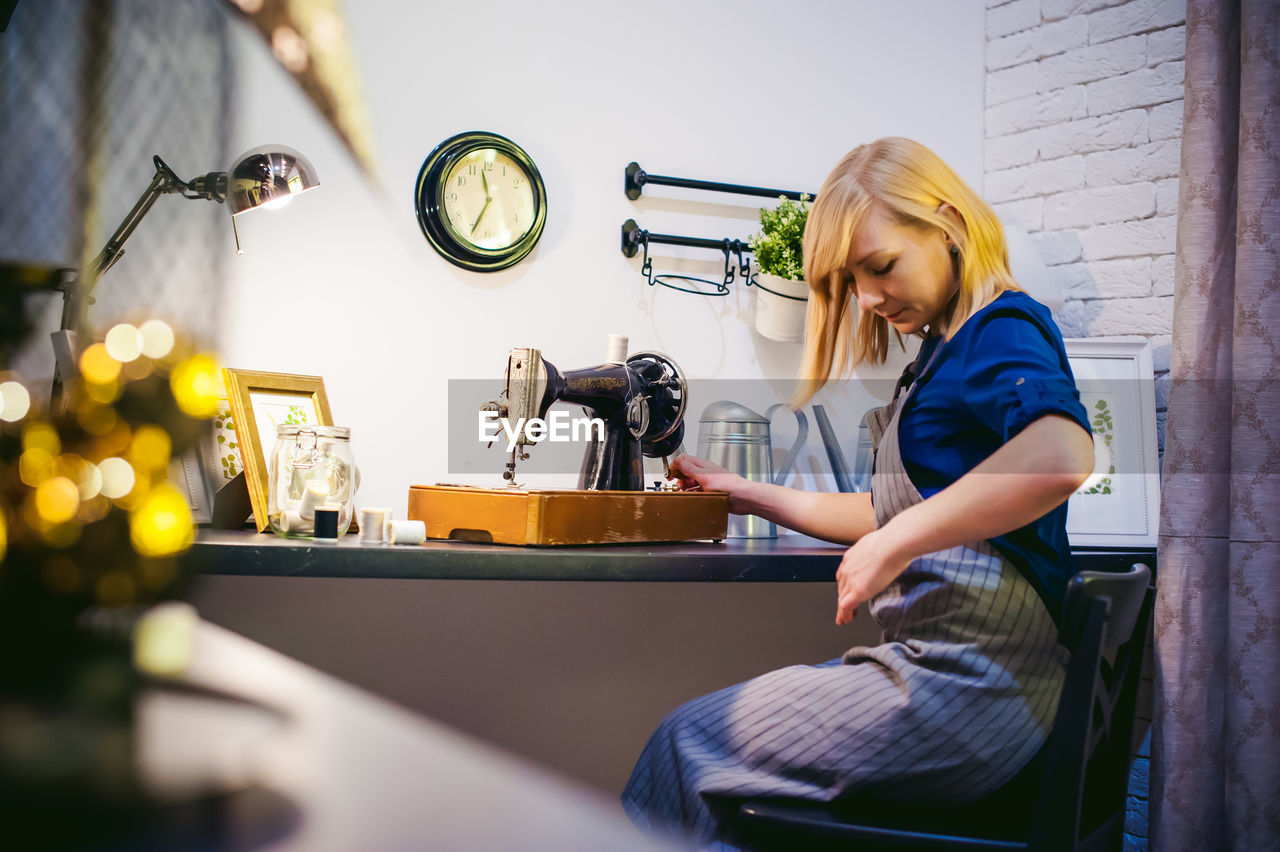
[[960, 314, 1092, 442]]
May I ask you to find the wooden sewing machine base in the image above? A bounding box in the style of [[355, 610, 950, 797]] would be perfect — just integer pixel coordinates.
[[406, 484, 729, 546]]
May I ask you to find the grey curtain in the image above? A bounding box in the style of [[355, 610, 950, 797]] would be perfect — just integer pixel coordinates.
[[0, 0, 232, 381], [1153, 0, 1280, 849]]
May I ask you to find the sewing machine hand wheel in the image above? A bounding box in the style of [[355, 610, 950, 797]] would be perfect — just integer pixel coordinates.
[[626, 350, 688, 452]]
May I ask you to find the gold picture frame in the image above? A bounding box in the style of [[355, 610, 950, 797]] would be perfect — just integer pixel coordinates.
[[222, 368, 333, 532]]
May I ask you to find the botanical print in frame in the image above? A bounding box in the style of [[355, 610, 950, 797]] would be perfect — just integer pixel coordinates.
[[222, 368, 333, 532], [1064, 338, 1160, 548]]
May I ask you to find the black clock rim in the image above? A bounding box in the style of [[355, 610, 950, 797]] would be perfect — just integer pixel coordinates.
[[414, 131, 547, 273]]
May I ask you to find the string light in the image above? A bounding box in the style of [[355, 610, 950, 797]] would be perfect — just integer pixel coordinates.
[[170, 354, 222, 418], [104, 323, 143, 363], [138, 320, 175, 359], [129, 483, 194, 557], [0, 381, 31, 422]]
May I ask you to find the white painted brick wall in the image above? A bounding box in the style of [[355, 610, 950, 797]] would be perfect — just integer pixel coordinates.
[[1084, 139, 1181, 184], [989, 0, 1042, 38], [1087, 0, 1185, 43], [1044, 183, 1156, 229], [1038, 109, 1148, 159], [1039, 33, 1148, 89], [1148, 99, 1183, 140], [988, 62, 1043, 105], [1086, 60, 1184, 115], [989, 86, 1088, 135], [1041, 0, 1127, 22], [988, 17, 1089, 70], [988, 155, 1086, 202], [984, 0, 1183, 488]]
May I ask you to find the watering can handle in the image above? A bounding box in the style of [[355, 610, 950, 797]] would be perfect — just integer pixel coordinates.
[[765, 404, 809, 486]]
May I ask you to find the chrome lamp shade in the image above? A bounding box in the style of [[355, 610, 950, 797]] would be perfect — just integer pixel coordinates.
[[226, 145, 319, 215]]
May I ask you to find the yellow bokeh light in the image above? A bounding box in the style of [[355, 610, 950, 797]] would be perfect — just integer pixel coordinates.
[[129, 425, 172, 472], [121, 356, 155, 381], [139, 320, 175, 359], [80, 343, 122, 384], [23, 422, 60, 455], [170, 354, 222, 418], [0, 381, 31, 422], [34, 476, 80, 524], [77, 400, 118, 436], [19, 447, 54, 487], [84, 377, 121, 404], [98, 457, 136, 499], [77, 494, 111, 523], [129, 483, 194, 557], [53, 454, 103, 500], [0, 507, 7, 562], [104, 323, 143, 363]]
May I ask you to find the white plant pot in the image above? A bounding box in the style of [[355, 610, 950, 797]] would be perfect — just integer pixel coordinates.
[[753, 273, 809, 342]]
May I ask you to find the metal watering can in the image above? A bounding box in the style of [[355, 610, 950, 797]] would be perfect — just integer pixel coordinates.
[[697, 400, 809, 538]]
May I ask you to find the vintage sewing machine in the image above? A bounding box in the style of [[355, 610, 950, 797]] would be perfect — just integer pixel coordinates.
[[407, 339, 729, 545], [481, 343, 688, 490]]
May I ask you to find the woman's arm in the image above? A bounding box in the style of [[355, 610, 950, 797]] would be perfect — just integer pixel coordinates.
[[833, 414, 1095, 625], [669, 455, 877, 545]]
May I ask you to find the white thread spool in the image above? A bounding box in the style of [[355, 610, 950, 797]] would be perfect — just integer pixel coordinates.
[[299, 479, 330, 521], [606, 334, 628, 364], [358, 508, 389, 544], [278, 509, 307, 534], [386, 519, 426, 545]]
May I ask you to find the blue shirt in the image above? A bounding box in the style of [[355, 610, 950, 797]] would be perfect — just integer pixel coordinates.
[[897, 290, 1091, 621]]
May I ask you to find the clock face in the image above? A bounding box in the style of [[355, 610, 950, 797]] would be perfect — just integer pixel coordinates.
[[441, 150, 536, 251], [414, 132, 547, 272]]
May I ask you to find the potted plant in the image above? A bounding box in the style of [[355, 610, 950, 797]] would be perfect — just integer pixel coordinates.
[[748, 195, 811, 342]]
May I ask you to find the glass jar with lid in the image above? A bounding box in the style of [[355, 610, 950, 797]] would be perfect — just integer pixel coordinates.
[[267, 424, 358, 538]]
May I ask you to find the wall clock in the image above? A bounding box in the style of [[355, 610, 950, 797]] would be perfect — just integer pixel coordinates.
[[414, 131, 547, 272]]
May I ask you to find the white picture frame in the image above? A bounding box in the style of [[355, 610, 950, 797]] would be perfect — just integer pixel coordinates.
[[1064, 338, 1160, 548], [170, 446, 214, 525]]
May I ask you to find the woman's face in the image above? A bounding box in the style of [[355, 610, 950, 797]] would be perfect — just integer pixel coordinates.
[[842, 200, 958, 336]]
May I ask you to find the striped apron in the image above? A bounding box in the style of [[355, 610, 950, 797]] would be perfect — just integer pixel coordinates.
[[621, 345, 1068, 848]]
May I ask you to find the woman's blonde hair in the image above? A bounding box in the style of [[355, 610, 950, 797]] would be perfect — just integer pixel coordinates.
[[793, 137, 1018, 406]]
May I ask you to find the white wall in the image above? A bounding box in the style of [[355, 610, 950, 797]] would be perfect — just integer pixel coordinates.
[[983, 0, 1183, 451], [219, 0, 986, 515]]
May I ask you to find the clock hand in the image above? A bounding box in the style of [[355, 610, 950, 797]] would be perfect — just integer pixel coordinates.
[[481, 168, 490, 196], [470, 196, 492, 235]]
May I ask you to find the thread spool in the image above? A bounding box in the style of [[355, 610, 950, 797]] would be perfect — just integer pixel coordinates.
[[358, 508, 389, 544], [606, 334, 628, 364], [387, 519, 426, 545], [279, 509, 307, 535], [299, 479, 331, 521], [313, 507, 340, 540]]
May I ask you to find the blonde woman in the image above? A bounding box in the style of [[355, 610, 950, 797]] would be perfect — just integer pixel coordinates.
[[621, 138, 1096, 847]]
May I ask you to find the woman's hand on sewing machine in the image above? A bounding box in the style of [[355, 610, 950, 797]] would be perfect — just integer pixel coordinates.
[[667, 454, 755, 513]]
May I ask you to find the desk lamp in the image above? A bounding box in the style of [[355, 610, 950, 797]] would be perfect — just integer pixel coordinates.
[[51, 145, 319, 399]]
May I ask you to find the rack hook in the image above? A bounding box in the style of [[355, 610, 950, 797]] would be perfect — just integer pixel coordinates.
[[720, 240, 736, 291], [731, 240, 751, 285]]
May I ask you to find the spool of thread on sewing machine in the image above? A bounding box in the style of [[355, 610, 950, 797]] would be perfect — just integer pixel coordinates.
[[606, 334, 628, 364]]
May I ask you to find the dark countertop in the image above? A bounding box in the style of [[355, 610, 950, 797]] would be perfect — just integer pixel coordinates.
[[188, 529, 1155, 582]]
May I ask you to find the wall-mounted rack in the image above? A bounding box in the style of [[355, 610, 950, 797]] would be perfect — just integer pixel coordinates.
[[620, 219, 804, 301], [621, 162, 813, 297], [624, 162, 813, 202]]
